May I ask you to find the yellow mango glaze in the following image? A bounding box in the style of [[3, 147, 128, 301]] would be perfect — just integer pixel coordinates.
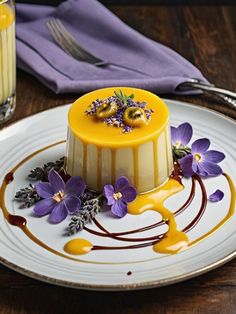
[[69, 87, 168, 147], [0, 3, 14, 31], [66, 87, 173, 192], [128, 178, 189, 254]]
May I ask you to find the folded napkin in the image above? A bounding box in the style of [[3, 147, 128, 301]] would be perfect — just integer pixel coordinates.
[[16, 0, 207, 94]]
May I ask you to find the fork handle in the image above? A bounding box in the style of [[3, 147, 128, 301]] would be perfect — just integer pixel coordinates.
[[179, 81, 236, 110]]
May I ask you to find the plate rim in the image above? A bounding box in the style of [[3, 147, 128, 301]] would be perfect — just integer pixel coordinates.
[[0, 99, 235, 291]]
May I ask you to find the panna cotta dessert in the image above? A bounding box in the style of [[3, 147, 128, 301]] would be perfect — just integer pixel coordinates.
[[0, 3, 16, 106], [66, 87, 173, 193]]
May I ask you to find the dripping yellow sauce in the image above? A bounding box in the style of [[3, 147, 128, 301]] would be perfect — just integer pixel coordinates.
[[153, 139, 158, 187], [133, 146, 139, 190], [111, 148, 116, 183], [82, 142, 87, 181], [128, 178, 188, 254]]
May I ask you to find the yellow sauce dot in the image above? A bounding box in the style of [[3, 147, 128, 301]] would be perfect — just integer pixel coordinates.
[[64, 238, 93, 255], [0, 4, 14, 31]]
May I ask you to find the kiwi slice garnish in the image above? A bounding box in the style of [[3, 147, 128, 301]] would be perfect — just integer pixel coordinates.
[[123, 107, 147, 127], [96, 101, 118, 119]]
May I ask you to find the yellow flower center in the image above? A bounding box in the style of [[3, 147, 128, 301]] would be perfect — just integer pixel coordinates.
[[194, 153, 202, 162], [52, 191, 64, 203], [175, 141, 181, 149], [113, 192, 122, 201]]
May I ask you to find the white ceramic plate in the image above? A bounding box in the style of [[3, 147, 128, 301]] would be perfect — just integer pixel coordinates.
[[0, 99, 235, 290]]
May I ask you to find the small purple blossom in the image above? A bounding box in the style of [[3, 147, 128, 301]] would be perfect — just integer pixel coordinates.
[[103, 176, 137, 218], [208, 189, 224, 202], [34, 170, 85, 223], [179, 138, 225, 177], [171, 122, 193, 147]]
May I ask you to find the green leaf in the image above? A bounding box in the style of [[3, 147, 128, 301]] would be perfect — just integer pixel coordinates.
[[114, 90, 134, 105]]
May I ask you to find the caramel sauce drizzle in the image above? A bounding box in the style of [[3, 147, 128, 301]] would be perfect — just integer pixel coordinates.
[[0, 142, 235, 259]]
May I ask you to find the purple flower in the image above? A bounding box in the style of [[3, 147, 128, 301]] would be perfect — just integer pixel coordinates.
[[103, 176, 137, 218], [208, 189, 224, 202], [171, 122, 193, 147], [179, 138, 225, 177], [34, 170, 85, 223]]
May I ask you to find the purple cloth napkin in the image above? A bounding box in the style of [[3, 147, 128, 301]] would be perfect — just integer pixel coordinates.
[[16, 0, 207, 94]]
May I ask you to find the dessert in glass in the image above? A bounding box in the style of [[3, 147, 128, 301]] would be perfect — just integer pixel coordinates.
[[0, 0, 16, 124]]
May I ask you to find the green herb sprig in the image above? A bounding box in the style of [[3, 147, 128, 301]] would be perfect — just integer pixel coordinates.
[[114, 90, 134, 106]]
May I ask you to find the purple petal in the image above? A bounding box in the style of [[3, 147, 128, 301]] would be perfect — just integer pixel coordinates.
[[199, 161, 223, 176], [49, 202, 68, 223], [111, 199, 128, 218], [178, 123, 193, 146], [202, 150, 225, 164], [171, 126, 178, 145], [115, 176, 130, 192], [208, 189, 224, 202], [48, 169, 65, 193], [65, 176, 85, 196], [195, 162, 208, 176], [191, 138, 210, 154], [172, 123, 193, 146], [33, 198, 55, 217], [104, 184, 115, 205], [179, 154, 195, 178], [122, 186, 137, 203], [64, 196, 81, 213], [35, 182, 54, 199]]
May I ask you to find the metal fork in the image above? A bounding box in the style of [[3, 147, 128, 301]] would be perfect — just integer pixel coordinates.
[[47, 18, 106, 66], [47, 18, 236, 109], [47, 18, 151, 76], [178, 79, 236, 110]]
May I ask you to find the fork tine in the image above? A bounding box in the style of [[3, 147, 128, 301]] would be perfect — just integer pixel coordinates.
[[51, 18, 105, 65], [47, 20, 74, 58], [54, 19, 98, 61], [50, 19, 90, 61]]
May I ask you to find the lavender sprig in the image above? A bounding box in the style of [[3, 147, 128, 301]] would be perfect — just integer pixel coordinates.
[[15, 184, 41, 208], [67, 193, 105, 235], [28, 157, 65, 181]]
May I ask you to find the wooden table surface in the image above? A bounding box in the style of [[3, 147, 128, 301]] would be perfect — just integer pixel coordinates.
[[1, 4, 236, 314]]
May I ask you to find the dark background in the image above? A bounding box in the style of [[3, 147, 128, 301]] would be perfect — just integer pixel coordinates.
[[16, 0, 236, 5]]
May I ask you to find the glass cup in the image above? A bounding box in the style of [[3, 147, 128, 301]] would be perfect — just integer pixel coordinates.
[[0, 0, 16, 124]]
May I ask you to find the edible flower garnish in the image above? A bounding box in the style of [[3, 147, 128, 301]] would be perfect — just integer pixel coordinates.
[[104, 176, 137, 218], [85, 90, 153, 133], [208, 189, 224, 202], [171, 122, 192, 159], [34, 170, 85, 223], [179, 138, 225, 177]]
